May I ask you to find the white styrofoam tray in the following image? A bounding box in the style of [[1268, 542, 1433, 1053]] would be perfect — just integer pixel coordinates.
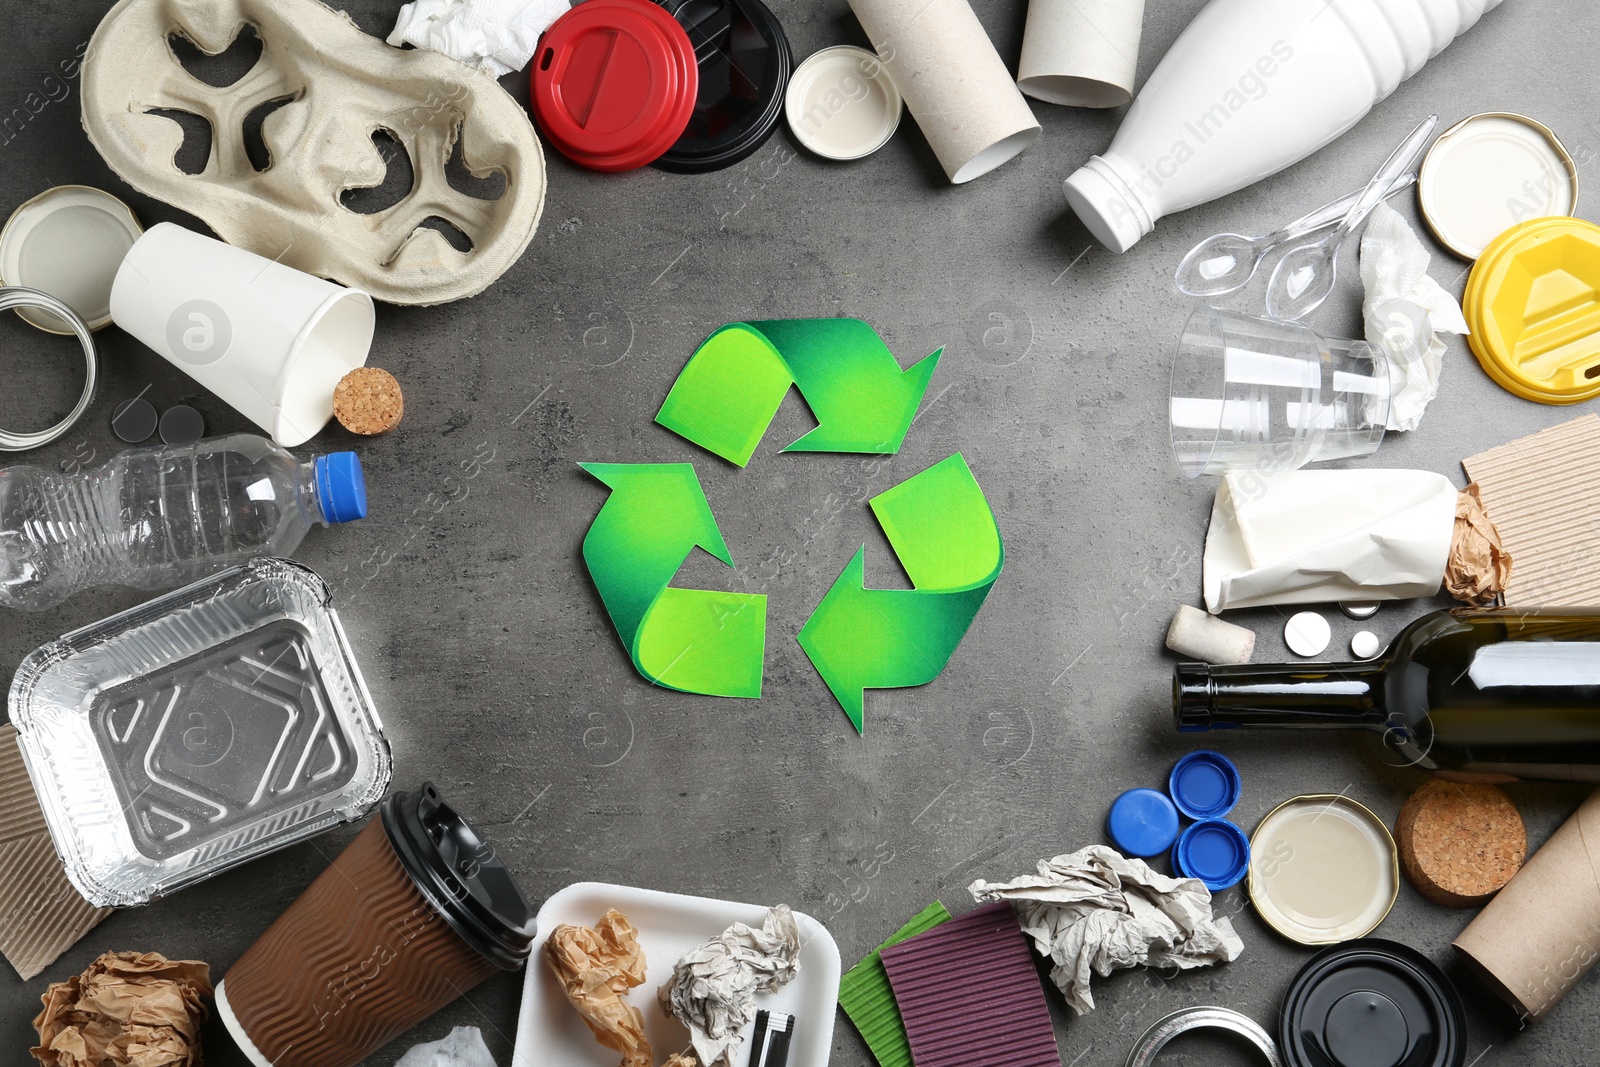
[[514, 882, 841, 1067]]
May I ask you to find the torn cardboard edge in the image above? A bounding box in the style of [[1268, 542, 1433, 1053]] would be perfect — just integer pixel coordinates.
[[1463, 413, 1600, 607], [82, 0, 547, 306], [1, 726, 113, 981]]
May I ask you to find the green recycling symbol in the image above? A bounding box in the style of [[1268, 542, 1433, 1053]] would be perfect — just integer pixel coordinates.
[[581, 319, 1003, 733]]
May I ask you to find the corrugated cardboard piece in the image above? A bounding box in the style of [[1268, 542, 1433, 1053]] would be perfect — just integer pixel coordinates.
[[1464, 414, 1600, 606], [0, 727, 113, 981]]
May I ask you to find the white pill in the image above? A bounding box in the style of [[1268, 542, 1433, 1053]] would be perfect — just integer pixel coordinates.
[[1351, 631, 1383, 659], [1340, 601, 1381, 620], [1284, 612, 1331, 657]]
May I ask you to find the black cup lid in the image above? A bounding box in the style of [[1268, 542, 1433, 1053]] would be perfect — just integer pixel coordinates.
[[381, 783, 536, 969], [1280, 939, 1466, 1067], [653, 0, 792, 172]]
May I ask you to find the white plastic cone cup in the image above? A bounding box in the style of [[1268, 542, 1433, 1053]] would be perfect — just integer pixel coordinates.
[[110, 223, 374, 447]]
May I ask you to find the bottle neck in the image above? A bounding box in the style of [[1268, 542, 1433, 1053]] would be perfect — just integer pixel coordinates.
[[1175, 661, 1389, 731], [301, 461, 330, 527]]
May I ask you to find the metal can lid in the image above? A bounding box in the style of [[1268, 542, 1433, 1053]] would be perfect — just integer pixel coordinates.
[[1418, 112, 1578, 261], [531, 0, 699, 173], [1107, 787, 1180, 857], [1280, 939, 1466, 1067], [786, 46, 902, 161], [1249, 795, 1399, 946], [654, 0, 792, 173], [0, 186, 142, 333], [1169, 750, 1242, 820]]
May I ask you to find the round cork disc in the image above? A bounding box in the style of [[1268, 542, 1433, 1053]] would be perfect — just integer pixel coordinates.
[[1395, 780, 1525, 907], [333, 367, 404, 435]]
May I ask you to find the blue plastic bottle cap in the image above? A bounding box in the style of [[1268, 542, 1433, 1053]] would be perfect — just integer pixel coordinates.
[[1169, 750, 1242, 821], [1173, 819, 1250, 892], [315, 452, 368, 524], [1107, 788, 1180, 858]]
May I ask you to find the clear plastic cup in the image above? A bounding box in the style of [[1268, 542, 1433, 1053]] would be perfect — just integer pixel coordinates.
[[1169, 305, 1393, 478]]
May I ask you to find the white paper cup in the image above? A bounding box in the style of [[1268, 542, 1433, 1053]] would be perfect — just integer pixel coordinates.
[[110, 224, 374, 447], [1019, 0, 1145, 108]]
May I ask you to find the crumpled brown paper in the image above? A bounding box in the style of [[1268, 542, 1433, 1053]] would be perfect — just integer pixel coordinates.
[[31, 951, 211, 1067], [659, 906, 801, 1067], [1446, 484, 1513, 605], [544, 910, 652, 1067]]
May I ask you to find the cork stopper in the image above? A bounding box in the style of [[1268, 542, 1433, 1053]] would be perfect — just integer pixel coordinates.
[[333, 367, 404, 435], [1395, 780, 1525, 907]]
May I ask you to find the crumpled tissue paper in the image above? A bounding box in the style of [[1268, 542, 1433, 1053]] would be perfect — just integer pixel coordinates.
[[389, 0, 572, 78], [544, 910, 653, 1067], [1360, 202, 1470, 433], [968, 846, 1243, 1015], [31, 951, 211, 1067], [660, 906, 801, 1067], [394, 1027, 497, 1067]]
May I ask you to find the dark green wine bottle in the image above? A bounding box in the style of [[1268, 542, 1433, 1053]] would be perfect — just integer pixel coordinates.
[[1174, 608, 1600, 783]]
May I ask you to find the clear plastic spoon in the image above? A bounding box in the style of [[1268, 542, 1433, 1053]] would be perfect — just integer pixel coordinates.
[[1174, 172, 1418, 297], [1266, 115, 1438, 321]]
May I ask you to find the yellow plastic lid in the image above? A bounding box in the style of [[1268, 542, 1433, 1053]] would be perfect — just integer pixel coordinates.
[[1463, 216, 1600, 404]]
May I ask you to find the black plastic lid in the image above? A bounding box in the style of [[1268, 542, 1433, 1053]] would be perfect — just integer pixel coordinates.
[[653, 0, 792, 173], [1280, 939, 1466, 1067], [380, 783, 536, 969]]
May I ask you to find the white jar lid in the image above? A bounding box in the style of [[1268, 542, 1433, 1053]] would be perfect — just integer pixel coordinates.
[[1418, 113, 1578, 260], [785, 46, 902, 161], [0, 185, 142, 333]]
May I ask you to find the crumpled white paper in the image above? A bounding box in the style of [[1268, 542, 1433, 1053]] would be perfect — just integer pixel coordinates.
[[661, 906, 801, 1067], [1202, 467, 1457, 613], [394, 1026, 498, 1067], [967, 846, 1243, 1015], [389, 0, 571, 78], [1360, 202, 1470, 433]]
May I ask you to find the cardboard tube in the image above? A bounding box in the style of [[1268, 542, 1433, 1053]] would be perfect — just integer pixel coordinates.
[[1019, 0, 1145, 108], [1454, 788, 1600, 1022], [846, 0, 1041, 184]]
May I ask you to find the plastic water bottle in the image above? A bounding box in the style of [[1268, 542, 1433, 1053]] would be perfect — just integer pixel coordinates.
[[0, 434, 367, 611], [1064, 0, 1505, 252]]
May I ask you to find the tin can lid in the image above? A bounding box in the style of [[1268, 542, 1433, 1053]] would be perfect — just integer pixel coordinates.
[[1418, 112, 1578, 260], [1463, 215, 1600, 404], [531, 0, 699, 173], [1107, 787, 1180, 857], [654, 0, 792, 173], [0, 186, 142, 333], [1280, 939, 1466, 1067], [1249, 795, 1399, 946]]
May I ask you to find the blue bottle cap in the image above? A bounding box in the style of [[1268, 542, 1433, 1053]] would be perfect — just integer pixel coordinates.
[[315, 452, 368, 524], [1173, 819, 1250, 892], [1107, 788, 1180, 858], [1168, 750, 1242, 821]]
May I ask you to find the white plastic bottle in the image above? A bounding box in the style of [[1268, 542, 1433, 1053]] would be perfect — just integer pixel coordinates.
[[1064, 0, 1505, 253], [0, 434, 367, 611]]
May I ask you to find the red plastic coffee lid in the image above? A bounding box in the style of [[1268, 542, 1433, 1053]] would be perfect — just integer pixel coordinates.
[[532, 0, 699, 172]]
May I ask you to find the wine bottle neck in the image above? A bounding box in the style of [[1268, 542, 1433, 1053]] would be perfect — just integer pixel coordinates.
[[1175, 661, 1389, 731]]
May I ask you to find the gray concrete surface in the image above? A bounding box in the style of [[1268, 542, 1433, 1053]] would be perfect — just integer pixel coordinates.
[[4, 0, 1600, 1063]]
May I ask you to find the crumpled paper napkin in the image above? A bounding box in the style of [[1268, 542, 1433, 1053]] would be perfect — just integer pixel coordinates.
[[389, 0, 571, 78], [31, 951, 211, 1067], [1446, 483, 1513, 604], [544, 910, 653, 1067], [968, 846, 1243, 1014], [660, 906, 801, 1067], [1360, 202, 1470, 433], [395, 1026, 498, 1067]]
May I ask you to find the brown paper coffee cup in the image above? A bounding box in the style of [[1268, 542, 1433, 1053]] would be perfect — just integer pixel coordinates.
[[1454, 787, 1600, 1022], [217, 784, 534, 1067], [846, 0, 1041, 183]]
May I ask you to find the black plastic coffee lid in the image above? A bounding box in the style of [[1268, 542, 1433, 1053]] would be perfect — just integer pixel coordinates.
[[1280, 939, 1465, 1067], [654, 0, 792, 173], [381, 783, 536, 969]]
